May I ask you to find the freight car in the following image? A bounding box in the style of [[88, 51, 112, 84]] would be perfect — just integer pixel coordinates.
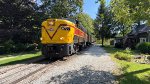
[[41, 18, 93, 59]]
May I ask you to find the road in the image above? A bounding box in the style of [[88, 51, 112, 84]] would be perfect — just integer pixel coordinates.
[[0, 44, 117, 84]]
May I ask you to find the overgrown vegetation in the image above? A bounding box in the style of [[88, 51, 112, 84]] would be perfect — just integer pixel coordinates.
[[104, 45, 150, 84], [136, 42, 150, 54]]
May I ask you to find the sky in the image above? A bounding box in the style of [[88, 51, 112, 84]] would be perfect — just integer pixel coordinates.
[[83, 0, 111, 19], [36, 0, 111, 19]]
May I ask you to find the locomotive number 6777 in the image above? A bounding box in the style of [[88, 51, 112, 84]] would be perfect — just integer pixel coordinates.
[[41, 18, 93, 59]]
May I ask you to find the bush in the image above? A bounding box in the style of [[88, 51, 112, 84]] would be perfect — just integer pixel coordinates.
[[114, 52, 132, 61], [25, 44, 36, 51], [0, 46, 5, 54], [37, 43, 42, 49], [147, 56, 150, 61], [12, 43, 26, 53], [0, 40, 15, 54], [0, 40, 40, 54], [123, 48, 132, 54], [136, 42, 150, 54]]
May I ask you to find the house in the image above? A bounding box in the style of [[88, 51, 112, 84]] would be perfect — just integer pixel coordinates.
[[137, 26, 150, 43], [124, 24, 150, 49]]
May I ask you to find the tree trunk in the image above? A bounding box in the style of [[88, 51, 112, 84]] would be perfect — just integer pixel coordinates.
[[122, 24, 125, 37], [101, 35, 104, 47], [102, 37, 104, 47]]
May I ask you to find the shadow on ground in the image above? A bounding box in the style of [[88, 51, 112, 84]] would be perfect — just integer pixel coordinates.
[[116, 65, 150, 84], [47, 65, 116, 84]]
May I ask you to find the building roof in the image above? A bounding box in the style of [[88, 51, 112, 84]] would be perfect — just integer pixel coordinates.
[[129, 24, 150, 35], [139, 26, 150, 33]]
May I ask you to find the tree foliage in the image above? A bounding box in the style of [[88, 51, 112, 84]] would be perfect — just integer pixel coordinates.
[[111, 0, 150, 36], [40, 0, 83, 18], [0, 0, 42, 44], [76, 13, 94, 34], [0, 0, 84, 54], [95, 0, 113, 46]]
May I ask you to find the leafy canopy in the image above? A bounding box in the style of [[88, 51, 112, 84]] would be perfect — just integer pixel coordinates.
[[111, 0, 150, 25], [76, 13, 94, 34], [40, 0, 83, 18]]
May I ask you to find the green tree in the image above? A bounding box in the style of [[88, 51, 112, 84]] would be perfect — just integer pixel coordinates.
[[111, 0, 150, 36], [0, 0, 41, 43], [95, 0, 112, 46], [40, 0, 83, 18], [76, 13, 94, 34]]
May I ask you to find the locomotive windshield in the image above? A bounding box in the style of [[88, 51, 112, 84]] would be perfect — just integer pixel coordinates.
[[64, 18, 76, 23]]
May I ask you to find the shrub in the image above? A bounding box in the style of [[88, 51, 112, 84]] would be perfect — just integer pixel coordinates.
[[26, 44, 36, 51], [0, 40, 15, 54], [12, 43, 26, 53], [0, 40, 39, 54], [123, 48, 132, 54], [114, 52, 132, 61], [37, 43, 42, 49], [0, 46, 5, 54], [147, 56, 150, 61], [136, 42, 150, 54]]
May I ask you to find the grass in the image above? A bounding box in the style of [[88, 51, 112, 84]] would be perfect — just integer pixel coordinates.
[[0, 51, 41, 66], [104, 45, 150, 84]]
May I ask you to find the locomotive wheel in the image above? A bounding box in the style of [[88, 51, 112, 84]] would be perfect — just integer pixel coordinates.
[[73, 44, 78, 53], [79, 45, 82, 51], [42, 45, 53, 60], [69, 46, 72, 55]]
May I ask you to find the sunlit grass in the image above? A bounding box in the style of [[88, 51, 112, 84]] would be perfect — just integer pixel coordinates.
[[0, 52, 41, 66], [104, 45, 150, 84]]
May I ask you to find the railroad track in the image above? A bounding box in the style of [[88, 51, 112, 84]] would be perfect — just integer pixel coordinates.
[[0, 47, 91, 84], [10, 63, 52, 84], [0, 56, 65, 84], [0, 56, 45, 75], [0, 60, 50, 84], [12, 47, 93, 84]]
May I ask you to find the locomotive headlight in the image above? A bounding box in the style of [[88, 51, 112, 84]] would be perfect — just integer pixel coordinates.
[[60, 37, 64, 40], [40, 37, 43, 41], [47, 20, 55, 26], [48, 21, 54, 26]]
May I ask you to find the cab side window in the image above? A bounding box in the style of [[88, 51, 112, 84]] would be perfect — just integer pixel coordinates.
[[75, 19, 79, 28]]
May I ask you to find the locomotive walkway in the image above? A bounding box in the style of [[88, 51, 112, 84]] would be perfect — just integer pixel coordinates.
[[0, 44, 118, 84]]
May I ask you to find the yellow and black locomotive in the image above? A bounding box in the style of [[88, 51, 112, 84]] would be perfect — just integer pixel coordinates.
[[41, 18, 93, 59]]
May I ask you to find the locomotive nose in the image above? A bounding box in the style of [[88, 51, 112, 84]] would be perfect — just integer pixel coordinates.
[[41, 19, 73, 44]]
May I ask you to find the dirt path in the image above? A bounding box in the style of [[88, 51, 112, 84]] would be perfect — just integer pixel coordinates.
[[0, 44, 118, 84]]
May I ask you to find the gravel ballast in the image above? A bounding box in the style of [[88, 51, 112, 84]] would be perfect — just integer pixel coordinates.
[[0, 44, 118, 84]]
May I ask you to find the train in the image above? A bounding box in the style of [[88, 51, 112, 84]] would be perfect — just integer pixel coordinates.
[[41, 18, 94, 59]]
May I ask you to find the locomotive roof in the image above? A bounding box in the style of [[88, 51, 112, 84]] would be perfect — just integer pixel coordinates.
[[63, 18, 87, 33]]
